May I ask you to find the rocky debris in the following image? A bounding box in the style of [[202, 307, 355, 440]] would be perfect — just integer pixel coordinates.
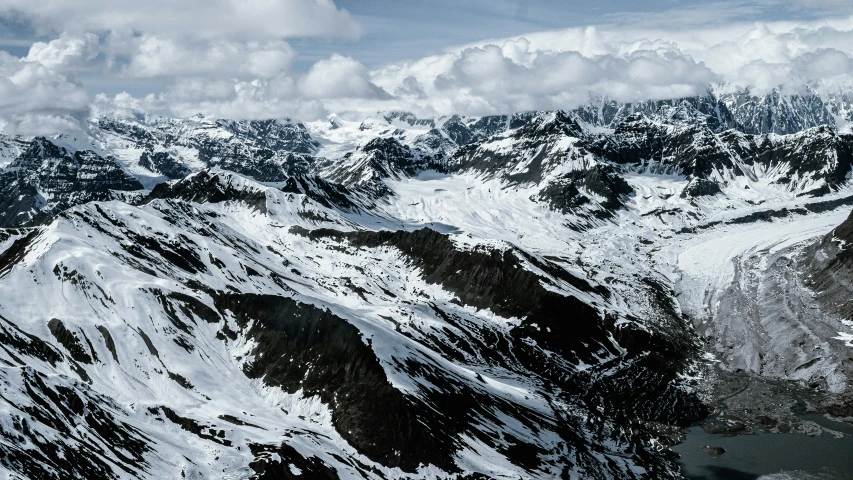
[[700, 445, 727, 456], [804, 209, 853, 320]]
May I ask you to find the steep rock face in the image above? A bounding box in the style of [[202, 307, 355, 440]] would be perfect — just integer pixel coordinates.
[[588, 115, 853, 197], [99, 116, 320, 156], [804, 209, 853, 319], [323, 137, 445, 197], [721, 88, 837, 135], [383, 111, 436, 128], [591, 114, 740, 178], [449, 111, 634, 220], [574, 94, 739, 132], [536, 164, 633, 215], [216, 119, 321, 154], [144, 170, 269, 212], [212, 151, 315, 183], [680, 178, 722, 198], [0, 138, 142, 227], [720, 126, 853, 195], [410, 112, 537, 154], [449, 111, 588, 184], [0, 133, 27, 167], [280, 174, 364, 212], [138, 150, 190, 179], [212, 292, 453, 472]]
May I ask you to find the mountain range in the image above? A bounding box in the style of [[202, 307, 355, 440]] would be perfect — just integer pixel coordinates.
[[1, 88, 853, 479]]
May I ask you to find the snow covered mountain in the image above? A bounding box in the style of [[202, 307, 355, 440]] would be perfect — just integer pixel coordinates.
[[0, 170, 708, 479], [574, 86, 849, 135], [2, 91, 853, 479], [0, 138, 142, 228]]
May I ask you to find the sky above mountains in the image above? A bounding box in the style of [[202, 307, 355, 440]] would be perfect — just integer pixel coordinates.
[[2, 0, 853, 135]]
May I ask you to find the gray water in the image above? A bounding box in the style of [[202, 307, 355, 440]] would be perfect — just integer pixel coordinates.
[[673, 416, 853, 480]]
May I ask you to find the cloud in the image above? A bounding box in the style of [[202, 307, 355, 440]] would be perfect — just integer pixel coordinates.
[[0, 0, 361, 41], [160, 77, 327, 121], [298, 54, 391, 100], [0, 51, 89, 135], [0, 0, 366, 128], [144, 54, 393, 120], [24, 33, 99, 73], [371, 39, 720, 116], [118, 36, 295, 79], [89, 17, 853, 122], [6, 1, 853, 126]]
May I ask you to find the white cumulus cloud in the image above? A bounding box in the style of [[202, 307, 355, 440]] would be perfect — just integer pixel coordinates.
[[299, 54, 391, 100], [0, 51, 89, 135], [0, 0, 361, 41], [118, 36, 296, 79], [24, 33, 99, 73]]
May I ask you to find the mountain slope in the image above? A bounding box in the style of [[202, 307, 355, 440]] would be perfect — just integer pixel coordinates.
[[0, 169, 710, 479], [4, 91, 853, 478]]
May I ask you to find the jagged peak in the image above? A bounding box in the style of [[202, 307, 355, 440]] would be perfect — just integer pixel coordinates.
[[361, 136, 411, 155], [22, 136, 68, 159], [516, 110, 585, 138], [144, 169, 270, 212]]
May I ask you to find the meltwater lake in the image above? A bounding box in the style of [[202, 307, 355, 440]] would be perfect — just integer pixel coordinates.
[[673, 415, 853, 480]]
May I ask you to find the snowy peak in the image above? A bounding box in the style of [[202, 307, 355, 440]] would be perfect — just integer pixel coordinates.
[[591, 115, 853, 197], [144, 169, 270, 212], [213, 118, 320, 155], [95, 115, 320, 182], [573, 86, 844, 135], [324, 136, 445, 198], [0, 137, 142, 227]]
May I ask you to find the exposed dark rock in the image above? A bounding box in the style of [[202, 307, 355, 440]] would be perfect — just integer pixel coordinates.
[[323, 136, 445, 198], [700, 445, 726, 456], [145, 170, 268, 213], [0, 138, 143, 228], [0, 369, 150, 479], [538, 164, 634, 214], [803, 208, 853, 320], [212, 292, 452, 472], [281, 175, 361, 211], [95, 326, 119, 363], [681, 178, 722, 198], [249, 443, 339, 480], [138, 150, 191, 179], [0, 230, 41, 278], [47, 319, 92, 364]]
